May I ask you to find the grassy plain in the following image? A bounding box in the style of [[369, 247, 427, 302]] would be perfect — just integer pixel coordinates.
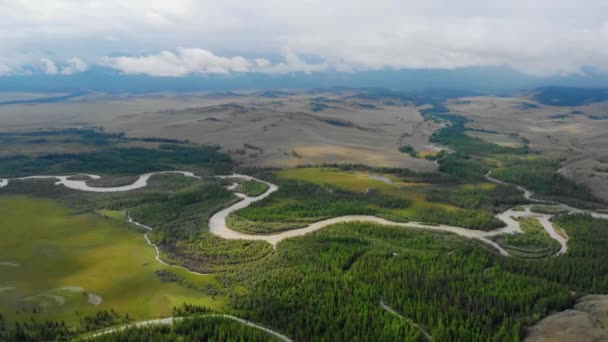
[[0, 196, 225, 325], [235, 180, 269, 197]]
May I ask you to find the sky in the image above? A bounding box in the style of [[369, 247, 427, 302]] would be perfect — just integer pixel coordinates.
[[1, 0, 608, 80]]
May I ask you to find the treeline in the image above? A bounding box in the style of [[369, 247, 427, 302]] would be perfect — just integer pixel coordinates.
[[0, 127, 124, 147], [0, 310, 131, 341], [399, 145, 417, 157], [491, 157, 602, 207], [80, 309, 133, 332], [426, 183, 525, 211], [438, 151, 487, 182], [128, 136, 190, 144], [404, 206, 503, 231], [0, 144, 233, 178], [432, 126, 529, 157], [0, 127, 195, 148], [89, 316, 280, 342], [0, 315, 73, 342]]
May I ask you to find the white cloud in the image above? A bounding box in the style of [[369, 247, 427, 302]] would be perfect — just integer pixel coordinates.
[[40, 58, 59, 75], [102, 48, 326, 76], [1, 0, 608, 77], [61, 57, 88, 75], [35, 57, 88, 76], [254, 58, 272, 68], [103, 49, 250, 76], [0, 64, 12, 76]]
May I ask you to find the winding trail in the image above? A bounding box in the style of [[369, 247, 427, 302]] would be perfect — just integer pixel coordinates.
[[87, 314, 293, 342], [380, 298, 432, 341]]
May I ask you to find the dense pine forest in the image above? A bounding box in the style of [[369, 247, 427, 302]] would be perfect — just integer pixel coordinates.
[[225, 220, 595, 341], [88, 316, 280, 342]]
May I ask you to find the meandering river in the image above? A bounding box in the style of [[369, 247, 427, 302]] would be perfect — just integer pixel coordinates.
[[3, 170, 607, 257]]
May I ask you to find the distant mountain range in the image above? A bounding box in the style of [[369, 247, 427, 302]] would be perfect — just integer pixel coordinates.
[[1, 66, 608, 94]]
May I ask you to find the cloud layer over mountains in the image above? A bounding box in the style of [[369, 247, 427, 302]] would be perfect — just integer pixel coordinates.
[[1, 0, 607, 77]]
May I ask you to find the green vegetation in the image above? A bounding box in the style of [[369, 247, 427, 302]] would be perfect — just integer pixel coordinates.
[[98, 209, 126, 220], [122, 180, 272, 274], [0, 197, 225, 325], [530, 205, 569, 215], [0, 128, 124, 148], [5, 213, 608, 340], [426, 110, 603, 207], [0, 128, 192, 170], [229, 222, 572, 341], [1, 171, 272, 275], [500, 214, 608, 292], [277, 167, 396, 192], [229, 179, 384, 233], [89, 315, 279, 342], [426, 182, 524, 211], [161, 234, 273, 274], [494, 218, 561, 258], [0, 144, 232, 178], [235, 180, 269, 197], [229, 168, 516, 233], [0, 308, 280, 341], [0, 310, 133, 341], [130, 181, 235, 241], [399, 145, 417, 157], [2, 115, 608, 341], [490, 156, 600, 207], [434, 129, 528, 156]]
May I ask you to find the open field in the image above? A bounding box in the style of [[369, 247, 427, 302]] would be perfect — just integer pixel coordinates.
[[235, 180, 270, 197], [0, 90, 439, 170], [0, 196, 225, 324]]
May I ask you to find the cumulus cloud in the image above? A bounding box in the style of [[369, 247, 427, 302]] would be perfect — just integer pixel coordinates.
[[103, 49, 250, 76], [0, 64, 12, 76], [40, 58, 59, 75], [2, 0, 608, 76], [37, 57, 88, 75], [102, 48, 326, 76], [61, 57, 88, 75]]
